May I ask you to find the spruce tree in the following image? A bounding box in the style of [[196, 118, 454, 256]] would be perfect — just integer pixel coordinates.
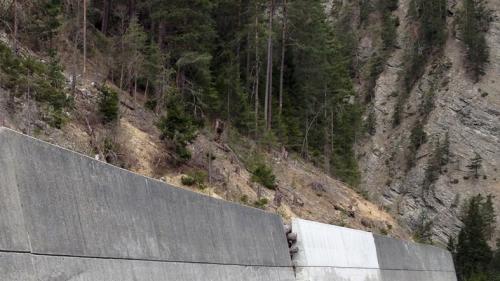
[[458, 0, 491, 81], [455, 195, 494, 281], [467, 152, 483, 179]]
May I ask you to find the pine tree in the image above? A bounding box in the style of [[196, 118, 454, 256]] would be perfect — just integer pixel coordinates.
[[481, 195, 496, 240], [467, 152, 483, 179], [121, 16, 147, 98], [455, 194, 494, 281], [413, 211, 434, 244], [490, 240, 500, 281], [458, 0, 491, 81]]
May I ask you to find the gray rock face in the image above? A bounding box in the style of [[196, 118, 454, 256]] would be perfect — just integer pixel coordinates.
[[0, 127, 294, 280], [357, 0, 500, 243]]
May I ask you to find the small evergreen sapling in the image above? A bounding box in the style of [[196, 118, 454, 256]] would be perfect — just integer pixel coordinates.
[[467, 152, 483, 179]]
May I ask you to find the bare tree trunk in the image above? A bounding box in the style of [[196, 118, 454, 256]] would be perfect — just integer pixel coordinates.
[[72, 0, 80, 94], [26, 83, 30, 136], [101, 0, 111, 34], [83, 0, 87, 76], [330, 109, 335, 175], [13, 0, 17, 52], [208, 146, 213, 185], [254, 9, 260, 134], [323, 87, 330, 173], [134, 75, 137, 104], [158, 20, 166, 49], [119, 65, 124, 90], [264, 0, 274, 130], [279, 0, 287, 116], [246, 31, 251, 90], [128, 0, 136, 19]]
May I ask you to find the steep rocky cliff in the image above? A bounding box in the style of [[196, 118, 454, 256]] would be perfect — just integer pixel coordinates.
[[357, 0, 500, 243]]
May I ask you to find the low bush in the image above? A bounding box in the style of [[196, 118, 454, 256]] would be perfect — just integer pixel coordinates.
[[181, 170, 207, 189], [251, 162, 277, 190], [253, 198, 269, 209]]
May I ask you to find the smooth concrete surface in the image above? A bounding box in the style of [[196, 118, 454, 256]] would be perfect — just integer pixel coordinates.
[[295, 267, 383, 281], [0, 127, 294, 280], [373, 234, 456, 271], [32, 255, 295, 281], [0, 252, 35, 281], [292, 219, 458, 281], [292, 219, 379, 268], [0, 131, 29, 252]]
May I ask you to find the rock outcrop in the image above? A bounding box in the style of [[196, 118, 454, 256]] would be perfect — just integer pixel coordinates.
[[357, 0, 500, 243]]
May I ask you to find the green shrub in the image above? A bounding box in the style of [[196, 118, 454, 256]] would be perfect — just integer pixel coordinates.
[[181, 170, 207, 189], [365, 53, 386, 101], [410, 122, 427, 151], [381, 13, 398, 50], [407, 121, 427, 168], [240, 195, 249, 204], [181, 175, 196, 186], [253, 198, 269, 209], [144, 99, 157, 111], [98, 86, 119, 123], [413, 211, 434, 244], [251, 163, 277, 190]]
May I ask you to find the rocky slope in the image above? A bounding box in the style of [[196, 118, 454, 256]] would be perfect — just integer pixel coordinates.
[[357, 0, 500, 244]]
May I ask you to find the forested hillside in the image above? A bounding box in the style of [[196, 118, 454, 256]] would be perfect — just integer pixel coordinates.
[[0, 0, 361, 184], [0, 0, 407, 239], [0, 1, 499, 279]]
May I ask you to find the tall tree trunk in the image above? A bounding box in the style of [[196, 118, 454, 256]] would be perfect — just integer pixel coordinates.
[[128, 0, 136, 19], [254, 8, 260, 134], [83, 0, 87, 76], [101, 0, 111, 34], [246, 30, 251, 91], [279, 0, 287, 116], [264, 0, 274, 130], [158, 20, 166, 49], [323, 87, 330, 173], [13, 0, 17, 52]]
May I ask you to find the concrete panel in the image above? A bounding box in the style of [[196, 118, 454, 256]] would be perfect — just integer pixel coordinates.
[[292, 219, 458, 281], [32, 255, 296, 281], [373, 234, 456, 272], [0, 252, 35, 281], [292, 219, 379, 268], [0, 127, 291, 267], [379, 270, 458, 281], [295, 267, 382, 281], [0, 128, 30, 251], [148, 179, 290, 266]]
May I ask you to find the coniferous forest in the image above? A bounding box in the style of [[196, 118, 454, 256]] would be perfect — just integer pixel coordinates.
[[1, 0, 361, 184]]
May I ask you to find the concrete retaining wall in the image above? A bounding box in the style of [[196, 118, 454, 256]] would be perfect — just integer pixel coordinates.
[[0, 127, 459, 281], [292, 219, 457, 281], [0, 127, 294, 281]]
